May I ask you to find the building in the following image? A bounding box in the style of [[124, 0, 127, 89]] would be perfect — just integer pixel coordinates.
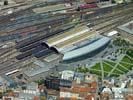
[[24, 60, 58, 80], [126, 95, 133, 100], [42, 25, 110, 62], [43, 71, 98, 100], [44, 75, 73, 90], [45, 26, 92, 48], [62, 36, 110, 61], [59, 74, 98, 100], [61, 70, 74, 80], [45, 76, 60, 90], [3, 96, 14, 100], [2, 76, 16, 88]]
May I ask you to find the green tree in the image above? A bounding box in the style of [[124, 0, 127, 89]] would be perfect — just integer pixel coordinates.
[[0, 92, 2, 99]]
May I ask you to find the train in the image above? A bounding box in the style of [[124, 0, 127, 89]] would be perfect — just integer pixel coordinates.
[[16, 49, 33, 60], [34, 49, 54, 58], [16, 42, 58, 60], [16, 44, 48, 60], [19, 42, 41, 52], [16, 29, 64, 49], [5, 69, 20, 76], [16, 24, 74, 49]]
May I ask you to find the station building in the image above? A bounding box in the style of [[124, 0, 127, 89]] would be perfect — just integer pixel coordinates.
[[42, 25, 111, 62]]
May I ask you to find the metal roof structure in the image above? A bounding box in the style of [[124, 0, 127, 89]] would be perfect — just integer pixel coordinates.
[[46, 26, 89, 47], [63, 36, 110, 61], [54, 30, 96, 52]]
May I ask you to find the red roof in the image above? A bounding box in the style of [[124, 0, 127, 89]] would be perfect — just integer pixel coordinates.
[[91, 82, 97, 88], [85, 94, 95, 100], [34, 96, 39, 100], [72, 86, 97, 93], [127, 95, 133, 100]]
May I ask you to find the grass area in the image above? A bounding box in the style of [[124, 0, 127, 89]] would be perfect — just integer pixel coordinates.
[[112, 68, 124, 74], [102, 62, 113, 76], [76, 54, 133, 78], [104, 60, 116, 67], [76, 67, 89, 73], [89, 63, 102, 76], [116, 64, 129, 73], [91, 63, 101, 70], [89, 69, 102, 76], [104, 71, 109, 76], [89, 61, 124, 77], [119, 62, 133, 70], [104, 61, 124, 75], [121, 56, 133, 63], [110, 73, 119, 77]]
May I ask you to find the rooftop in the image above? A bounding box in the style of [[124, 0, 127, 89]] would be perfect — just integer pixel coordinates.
[[54, 30, 96, 53], [118, 20, 133, 35], [63, 36, 110, 61], [46, 26, 89, 47], [24, 60, 55, 77]]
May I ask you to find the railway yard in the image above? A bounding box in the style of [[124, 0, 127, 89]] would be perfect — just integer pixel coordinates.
[[0, 0, 133, 100], [0, 0, 133, 77]]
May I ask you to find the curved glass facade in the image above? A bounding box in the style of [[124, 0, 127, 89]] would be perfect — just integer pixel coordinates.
[[63, 37, 110, 62]]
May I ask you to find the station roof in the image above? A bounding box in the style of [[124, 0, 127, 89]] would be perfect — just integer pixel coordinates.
[[63, 36, 110, 61], [46, 26, 90, 47], [54, 30, 96, 52]]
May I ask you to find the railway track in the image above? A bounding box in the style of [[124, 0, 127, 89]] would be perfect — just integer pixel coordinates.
[[0, 57, 37, 75], [94, 12, 133, 31], [14, 6, 133, 49], [0, 25, 74, 68], [0, 29, 65, 74], [0, 3, 133, 75], [0, 15, 73, 42], [16, 24, 75, 49], [99, 15, 133, 34], [85, 6, 133, 27], [0, 9, 34, 24]]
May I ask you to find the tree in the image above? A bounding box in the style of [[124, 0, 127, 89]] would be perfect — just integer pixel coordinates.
[[0, 92, 2, 99], [76, 67, 89, 73], [4, 1, 8, 5], [40, 96, 46, 100], [35, 79, 44, 85]]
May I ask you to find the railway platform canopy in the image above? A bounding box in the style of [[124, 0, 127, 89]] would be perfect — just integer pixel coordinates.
[[45, 26, 93, 46], [32, 4, 71, 13], [54, 30, 97, 53], [42, 25, 98, 54]]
